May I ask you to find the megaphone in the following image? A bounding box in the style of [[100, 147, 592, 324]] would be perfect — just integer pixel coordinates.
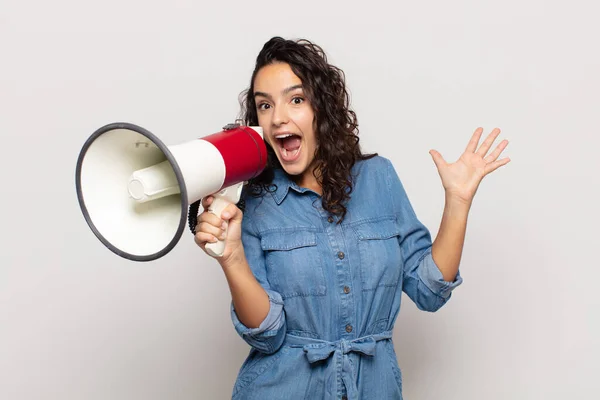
[[75, 121, 267, 261]]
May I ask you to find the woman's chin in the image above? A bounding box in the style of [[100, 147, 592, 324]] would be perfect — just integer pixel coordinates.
[[281, 164, 303, 176], [278, 159, 307, 177]]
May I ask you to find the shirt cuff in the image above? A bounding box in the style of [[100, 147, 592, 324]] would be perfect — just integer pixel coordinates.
[[416, 249, 463, 299], [231, 289, 285, 338]]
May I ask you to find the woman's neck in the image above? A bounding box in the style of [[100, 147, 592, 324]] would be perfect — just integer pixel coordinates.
[[293, 165, 322, 195]]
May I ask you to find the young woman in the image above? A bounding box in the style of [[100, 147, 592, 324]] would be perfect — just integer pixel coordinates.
[[194, 37, 510, 400]]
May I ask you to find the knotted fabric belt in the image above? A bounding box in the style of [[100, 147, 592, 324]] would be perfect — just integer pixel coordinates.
[[284, 330, 393, 400]]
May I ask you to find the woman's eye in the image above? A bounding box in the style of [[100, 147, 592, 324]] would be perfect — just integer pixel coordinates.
[[257, 103, 271, 111], [292, 97, 304, 105]]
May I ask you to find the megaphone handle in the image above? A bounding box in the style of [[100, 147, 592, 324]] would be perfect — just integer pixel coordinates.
[[205, 183, 243, 258]]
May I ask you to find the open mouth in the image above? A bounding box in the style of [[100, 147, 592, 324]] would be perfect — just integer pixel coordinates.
[[275, 133, 302, 162]]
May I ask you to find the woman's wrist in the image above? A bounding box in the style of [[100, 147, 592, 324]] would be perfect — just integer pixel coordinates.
[[219, 247, 248, 272]]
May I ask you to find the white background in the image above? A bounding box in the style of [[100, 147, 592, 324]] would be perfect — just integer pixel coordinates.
[[1, 0, 598, 399]]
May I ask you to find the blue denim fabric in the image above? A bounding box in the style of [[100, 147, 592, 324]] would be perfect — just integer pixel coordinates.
[[230, 156, 462, 399]]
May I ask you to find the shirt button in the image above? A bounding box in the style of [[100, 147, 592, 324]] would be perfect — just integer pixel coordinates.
[[328, 216, 334, 223], [337, 251, 345, 260], [345, 324, 353, 333], [343, 286, 351, 294]]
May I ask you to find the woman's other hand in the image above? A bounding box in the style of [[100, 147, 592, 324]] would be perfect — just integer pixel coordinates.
[[429, 127, 511, 205]]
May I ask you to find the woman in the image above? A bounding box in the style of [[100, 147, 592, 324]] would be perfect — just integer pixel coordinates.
[[194, 37, 510, 400]]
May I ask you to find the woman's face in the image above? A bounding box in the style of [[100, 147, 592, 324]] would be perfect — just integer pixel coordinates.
[[253, 62, 318, 183]]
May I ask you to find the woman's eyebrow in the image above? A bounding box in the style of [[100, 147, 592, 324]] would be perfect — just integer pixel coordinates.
[[254, 84, 304, 100]]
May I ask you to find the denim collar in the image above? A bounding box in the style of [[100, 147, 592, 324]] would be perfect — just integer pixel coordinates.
[[270, 168, 317, 205]]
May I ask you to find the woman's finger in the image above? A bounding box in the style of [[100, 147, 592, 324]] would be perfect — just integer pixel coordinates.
[[202, 196, 214, 211], [484, 157, 511, 175], [465, 127, 484, 153], [197, 210, 225, 228], [194, 232, 218, 247], [484, 139, 509, 164], [195, 221, 226, 241], [429, 149, 447, 170], [476, 128, 501, 157]]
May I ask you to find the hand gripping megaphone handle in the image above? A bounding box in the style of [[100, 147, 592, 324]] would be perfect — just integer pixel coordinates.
[[203, 182, 244, 258]]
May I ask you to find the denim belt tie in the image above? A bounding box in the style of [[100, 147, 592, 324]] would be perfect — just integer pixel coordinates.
[[284, 330, 393, 400]]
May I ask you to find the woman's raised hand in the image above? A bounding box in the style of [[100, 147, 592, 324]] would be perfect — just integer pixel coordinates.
[[429, 127, 511, 205]]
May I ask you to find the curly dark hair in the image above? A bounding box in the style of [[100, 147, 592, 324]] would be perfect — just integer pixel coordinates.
[[238, 36, 376, 222]]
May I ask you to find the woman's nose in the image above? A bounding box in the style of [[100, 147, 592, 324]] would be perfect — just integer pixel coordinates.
[[272, 104, 289, 126]]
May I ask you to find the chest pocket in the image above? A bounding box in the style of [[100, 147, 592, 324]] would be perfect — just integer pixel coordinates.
[[261, 228, 326, 299], [351, 216, 403, 291]]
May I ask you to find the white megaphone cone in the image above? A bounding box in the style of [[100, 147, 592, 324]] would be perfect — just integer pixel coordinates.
[[75, 122, 267, 261]]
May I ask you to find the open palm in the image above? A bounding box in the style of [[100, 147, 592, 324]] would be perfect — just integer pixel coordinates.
[[430, 127, 510, 204]]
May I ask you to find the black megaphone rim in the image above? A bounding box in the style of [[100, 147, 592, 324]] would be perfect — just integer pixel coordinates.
[[75, 122, 188, 262]]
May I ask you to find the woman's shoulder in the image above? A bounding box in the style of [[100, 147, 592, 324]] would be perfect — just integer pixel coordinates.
[[353, 154, 395, 176]]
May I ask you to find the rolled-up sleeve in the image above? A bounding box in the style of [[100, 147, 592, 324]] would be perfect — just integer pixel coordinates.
[[230, 209, 286, 354], [416, 249, 462, 300], [385, 158, 463, 312]]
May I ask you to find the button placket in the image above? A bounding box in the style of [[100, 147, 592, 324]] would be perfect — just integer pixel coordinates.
[[319, 207, 355, 346]]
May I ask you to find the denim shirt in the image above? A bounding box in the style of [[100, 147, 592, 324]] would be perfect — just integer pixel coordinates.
[[230, 156, 462, 400]]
